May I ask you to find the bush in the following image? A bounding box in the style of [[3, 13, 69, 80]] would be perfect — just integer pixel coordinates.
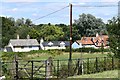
[[64, 47, 109, 53], [58, 63, 76, 78]]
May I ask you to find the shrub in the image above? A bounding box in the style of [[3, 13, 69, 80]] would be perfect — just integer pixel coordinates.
[[64, 47, 109, 53]]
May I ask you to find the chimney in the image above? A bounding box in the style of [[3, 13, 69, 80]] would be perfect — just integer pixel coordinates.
[[96, 33, 99, 37], [17, 34, 19, 39], [27, 35, 30, 39], [40, 38, 44, 43]]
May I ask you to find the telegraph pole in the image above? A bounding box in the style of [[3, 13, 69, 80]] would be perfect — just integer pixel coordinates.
[[69, 3, 72, 61], [68, 3, 72, 76]]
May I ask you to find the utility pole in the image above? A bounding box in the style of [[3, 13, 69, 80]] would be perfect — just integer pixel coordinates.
[[69, 3, 72, 61], [68, 3, 72, 76]]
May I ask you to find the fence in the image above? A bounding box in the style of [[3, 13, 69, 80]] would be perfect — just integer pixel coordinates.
[[1, 57, 119, 79]]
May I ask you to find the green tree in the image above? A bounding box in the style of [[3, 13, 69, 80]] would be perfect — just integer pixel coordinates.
[[107, 17, 120, 58], [15, 25, 31, 39], [1, 17, 17, 47], [25, 19, 32, 26], [40, 25, 64, 41], [55, 24, 80, 41], [15, 18, 24, 27], [29, 28, 40, 39], [74, 13, 106, 37]]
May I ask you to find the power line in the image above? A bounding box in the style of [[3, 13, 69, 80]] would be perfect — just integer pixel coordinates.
[[33, 4, 118, 22], [33, 5, 69, 21], [73, 5, 118, 7]]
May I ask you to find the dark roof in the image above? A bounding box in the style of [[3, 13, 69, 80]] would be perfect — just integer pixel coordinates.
[[9, 39, 39, 46], [42, 41, 70, 47]]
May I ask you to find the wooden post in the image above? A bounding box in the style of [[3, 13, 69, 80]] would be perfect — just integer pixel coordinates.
[[104, 57, 106, 71], [96, 57, 98, 72], [77, 59, 80, 75], [57, 60, 59, 78], [31, 61, 33, 80], [15, 61, 18, 80], [46, 57, 53, 78], [112, 57, 114, 70], [87, 58, 89, 74]]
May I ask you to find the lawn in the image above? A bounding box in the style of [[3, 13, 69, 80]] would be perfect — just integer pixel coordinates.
[[68, 70, 118, 78]]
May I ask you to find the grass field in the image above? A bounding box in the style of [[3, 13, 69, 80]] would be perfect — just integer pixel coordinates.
[[68, 70, 118, 78], [29, 52, 109, 60]]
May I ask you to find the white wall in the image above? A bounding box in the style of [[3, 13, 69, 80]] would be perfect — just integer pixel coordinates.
[[44, 46, 66, 50], [14, 46, 39, 52], [83, 45, 96, 48]]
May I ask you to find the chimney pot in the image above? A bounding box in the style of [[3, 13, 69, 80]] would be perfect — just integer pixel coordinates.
[[17, 34, 19, 39], [27, 35, 30, 39]]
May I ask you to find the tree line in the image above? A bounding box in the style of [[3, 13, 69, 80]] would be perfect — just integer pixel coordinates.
[[1, 13, 119, 58]]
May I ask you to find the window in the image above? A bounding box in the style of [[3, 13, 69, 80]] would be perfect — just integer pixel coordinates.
[[48, 42, 53, 47], [21, 46, 24, 49], [29, 46, 32, 48], [60, 42, 65, 47]]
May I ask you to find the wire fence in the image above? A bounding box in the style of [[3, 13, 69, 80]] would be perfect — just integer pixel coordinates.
[[1, 57, 119, 79]]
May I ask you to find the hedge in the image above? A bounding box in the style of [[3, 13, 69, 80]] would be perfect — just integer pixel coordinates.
[[63, 47, 110, 53]]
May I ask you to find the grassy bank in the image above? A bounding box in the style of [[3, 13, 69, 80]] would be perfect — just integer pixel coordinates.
[[68, 70, 118, 78]]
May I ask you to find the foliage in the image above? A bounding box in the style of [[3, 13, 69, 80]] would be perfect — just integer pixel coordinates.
[[15, 25, 31, 39], [48, 49, 63, 57], [64, 47, 109, 53], [56, 24, 81, 41], [58, 63, 76, 78], [29, 28, 40, 39], [1, 17, 17, 47], [73, 13, 106, 37], [39, 25, 64, 41], [15, 18, 24, 27], [107, 17, 120, 58], [25, 18, 32, 26]]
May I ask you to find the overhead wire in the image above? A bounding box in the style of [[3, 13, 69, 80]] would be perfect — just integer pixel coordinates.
[[33, 5, 69, 21], [73, 5, 118, 7], [33, 3, 118, 21]]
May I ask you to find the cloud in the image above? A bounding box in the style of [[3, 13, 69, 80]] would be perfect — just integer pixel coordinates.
[[0, 14, 12, 17], [12, 8, 18, 12], [32, 13, 38, 16], [104, 13, 111, 16]]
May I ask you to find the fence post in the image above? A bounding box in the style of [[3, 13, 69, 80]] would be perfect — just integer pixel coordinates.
[[112, 57, 114, 70], [57, 60, 59, 78], [77, 59, 80, 75], [31, 61, 33, 80], [104, 57, 106, 71], [68, 60, 71, 77], [45, 60, 47, 79], [45, 57, 53, 79], [15, 60, 18, 80], [96, 57, 98, 72], [87, 58, 89, 74]]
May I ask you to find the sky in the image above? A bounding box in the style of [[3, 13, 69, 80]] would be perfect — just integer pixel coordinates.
[[1, 0, 119, 25]]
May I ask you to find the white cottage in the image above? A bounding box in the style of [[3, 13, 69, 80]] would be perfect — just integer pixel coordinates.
[[40, 39, 70, 50], [4, 35, 39, 52]]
